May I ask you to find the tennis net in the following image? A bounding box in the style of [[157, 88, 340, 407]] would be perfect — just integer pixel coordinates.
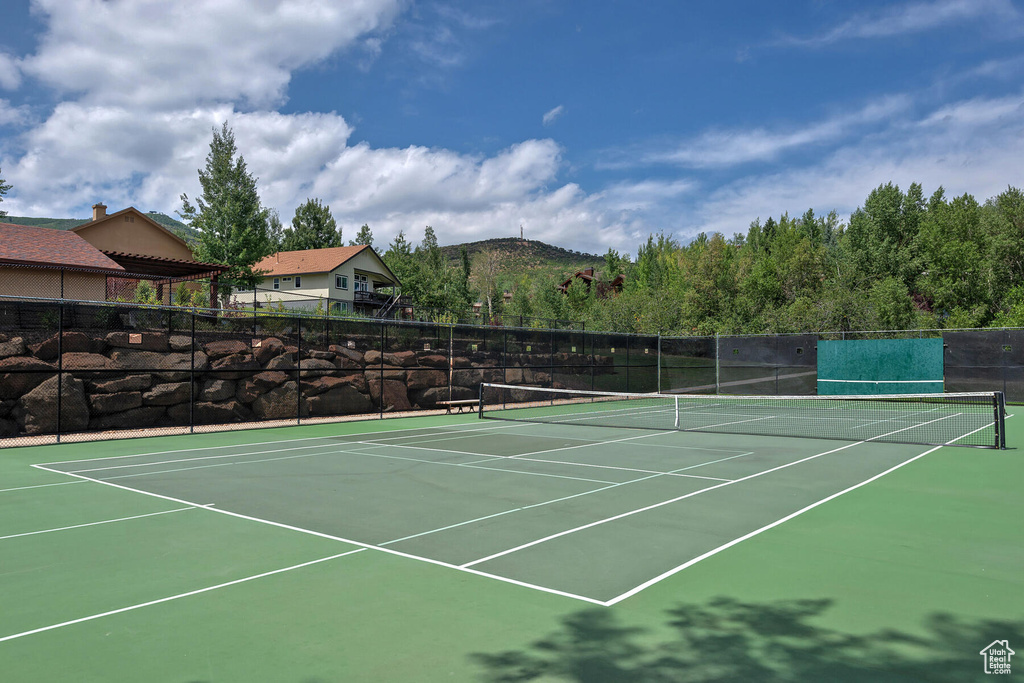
[[479, 383, 1006, 449]]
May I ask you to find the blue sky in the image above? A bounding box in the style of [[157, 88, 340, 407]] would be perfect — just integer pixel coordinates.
[[0, 0, 1022, 256]]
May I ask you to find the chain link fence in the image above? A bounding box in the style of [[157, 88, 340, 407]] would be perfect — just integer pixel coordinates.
[[1, 296, 1020, 446]]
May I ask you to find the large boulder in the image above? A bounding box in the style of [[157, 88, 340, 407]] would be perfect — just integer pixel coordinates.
[[367, 378, 411, 412], [61, 352, 112, 370], [383, 351, 417, 368], [90, 374, 152, 394], [305, 385, 372, 417], [203, 339, 249, 360], [329, 346, 365, 366], [143, 382, 192, 406], [18, 374, 89, 434], [235, 378, 262, 404], [0, 357, 56, 399], [29, 331, 102, 360], [298, 358, 336, 371], [170, 399, 251, 425], [0, 337, 26, 359], [89, 391, 143, 415], [300, 374, 366, 396], [252, 371, 289, 392], [407, 369, 447, 392], [90, 406, 166, 431], [265, 354, 296, 371], [363, 349, 382, 366], [209, 352, 260, 379], [253, 337, 285, 365], [417, 354, 449, 369], [199, 379, 236, 401], [252, 382, 301, 420], [169, 335, 197, 352]]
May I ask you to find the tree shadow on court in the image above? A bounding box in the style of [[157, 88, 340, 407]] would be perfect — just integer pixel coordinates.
[[471, 597, 1023, 682]]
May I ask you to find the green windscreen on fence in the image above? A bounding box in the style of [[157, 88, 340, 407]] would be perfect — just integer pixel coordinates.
[[817, 338, 944, 395]]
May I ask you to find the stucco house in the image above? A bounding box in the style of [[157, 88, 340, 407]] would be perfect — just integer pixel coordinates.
[[0, 204, 228, 304], [236, 245, 405, 316], [0, 222, 126, 300]]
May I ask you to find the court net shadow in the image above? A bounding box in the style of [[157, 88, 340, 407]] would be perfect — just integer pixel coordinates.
[[471, 597, 1022, 682]]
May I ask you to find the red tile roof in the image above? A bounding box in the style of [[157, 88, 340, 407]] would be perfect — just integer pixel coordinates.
[[254, 245, 381, 277], [0, 223, 125, 272]]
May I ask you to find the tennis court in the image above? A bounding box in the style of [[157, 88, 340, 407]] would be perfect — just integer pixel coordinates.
[[1, 387, 1021, 681]]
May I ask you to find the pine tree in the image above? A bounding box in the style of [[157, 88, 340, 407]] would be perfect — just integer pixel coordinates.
[[179, 123, 274, 299], [281, 198, 340, 251], [350, 224, 374, 248]]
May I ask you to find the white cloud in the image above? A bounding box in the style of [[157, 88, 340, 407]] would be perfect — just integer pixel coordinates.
[[779, 0, 1020, 47], [683, 91, 1024, 241], [0, 53, 21, 90], [542, 105, 565, 126], [20, 0, 404, 109], [608, 95, 911, 169], [0, 99, 31, 127]]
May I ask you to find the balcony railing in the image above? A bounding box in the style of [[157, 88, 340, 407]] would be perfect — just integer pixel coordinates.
[[354, 291, 410, 307]]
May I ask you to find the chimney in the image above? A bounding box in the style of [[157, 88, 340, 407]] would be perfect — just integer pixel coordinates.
[[92, 203, 107, 221]]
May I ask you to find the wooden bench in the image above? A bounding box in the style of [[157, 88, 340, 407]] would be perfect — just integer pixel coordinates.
[[437, 399, 479, 414]]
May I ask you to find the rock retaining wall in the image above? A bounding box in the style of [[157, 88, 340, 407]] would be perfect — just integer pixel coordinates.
[[0, 330, 608, 438]]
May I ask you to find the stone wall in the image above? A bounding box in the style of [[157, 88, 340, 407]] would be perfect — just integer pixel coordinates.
[[0, 329, 608, 439]]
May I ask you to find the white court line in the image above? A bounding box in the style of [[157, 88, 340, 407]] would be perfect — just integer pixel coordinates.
[[40, 418, 528, 467], [0, 480, 87, 493], [0, 549, 367, 644], [604, 417, 1004, 605], [84, 441, 620, 488], [460, 413, 964, 569], [29, 463, 606, 606], [356, 430, 733, 482], [379, 457, 737, 546], [0, 507, 193, 540]]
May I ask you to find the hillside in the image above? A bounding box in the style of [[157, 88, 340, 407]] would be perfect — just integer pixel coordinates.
[[440, 237, 602, 272], [3, 212, 199, 244]]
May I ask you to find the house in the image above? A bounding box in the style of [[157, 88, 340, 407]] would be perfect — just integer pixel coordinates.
[[557, 267, 625, 297], [0, 222, 126, 300], [0, 204, 229, 304], [238, 245, 404, 316], [73, 204, 229, 304]]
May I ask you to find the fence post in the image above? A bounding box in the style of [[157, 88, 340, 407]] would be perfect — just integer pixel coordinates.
[[56, 301, 63, 444], [189, 308, 195, 434], [657, 334, 661, 394], [296, 314, 302, 425], [715, 332, 720, 395], [380, 322, 385, 419]]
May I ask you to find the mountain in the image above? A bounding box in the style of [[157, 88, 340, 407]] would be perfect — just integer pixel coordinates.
[[2, 212, 199, 244], [439, 237, 602, 272]]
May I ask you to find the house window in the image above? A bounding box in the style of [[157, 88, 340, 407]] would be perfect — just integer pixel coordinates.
[[294, 276, 302, 288], [273, 278, 280, 290], [354, 274, 368, 292], [339, 301, 348, 313], [336, 274, 348, 289]]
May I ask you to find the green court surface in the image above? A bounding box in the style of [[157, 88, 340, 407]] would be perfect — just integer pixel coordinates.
[[1, 410, 1022, 681]]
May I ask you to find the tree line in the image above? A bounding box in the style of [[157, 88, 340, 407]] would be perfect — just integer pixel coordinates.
[[166, 123, 1024, 333], [8, 123, 1021, 334]]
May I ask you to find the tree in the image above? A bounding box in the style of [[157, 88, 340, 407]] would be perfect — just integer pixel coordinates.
[[0, 166, 11, 218], [281, 198, 340, 251], [350, 224, 374, 248], [179, 123, 274, 298], [471, 248, 504, 316]]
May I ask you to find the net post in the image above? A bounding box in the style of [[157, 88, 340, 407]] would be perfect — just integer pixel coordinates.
[[674, 395, 679, 429], [995, 391, 1006, 449], [478, 382, 484, 419], [715, 332, 720, 395]]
